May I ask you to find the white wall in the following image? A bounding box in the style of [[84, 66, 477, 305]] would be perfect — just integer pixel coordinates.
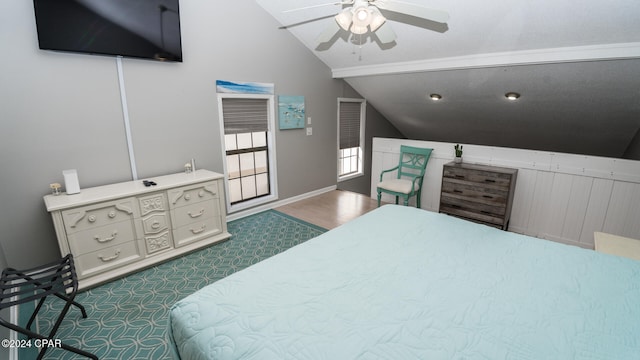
[[372, 138, 640, 249]]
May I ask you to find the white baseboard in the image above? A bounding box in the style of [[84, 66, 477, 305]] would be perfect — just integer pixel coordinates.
[[226, 185, 337, 222]]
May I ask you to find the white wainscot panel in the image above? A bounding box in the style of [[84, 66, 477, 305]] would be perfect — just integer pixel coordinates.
[[371, 137, 640, 248], [541, 174, 593, 247], [509, 168, 538, 235], [603, 181, 640, 238], [579, 178, 614, 246]]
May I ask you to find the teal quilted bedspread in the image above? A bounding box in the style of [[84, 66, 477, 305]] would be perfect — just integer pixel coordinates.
[[169, 205, 640, 359]]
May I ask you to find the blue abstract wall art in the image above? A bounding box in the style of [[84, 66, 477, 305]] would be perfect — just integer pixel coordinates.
[[278, 95, 305, 130], [216, 80, 274, 94]]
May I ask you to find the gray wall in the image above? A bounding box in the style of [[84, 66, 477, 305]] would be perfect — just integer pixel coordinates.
[[0, 248, 6, 359], [624, 127, 640, 159], [0, 0, 355, 269]]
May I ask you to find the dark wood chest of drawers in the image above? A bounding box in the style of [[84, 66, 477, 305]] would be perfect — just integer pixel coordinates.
[[439, 162, 518, 230]]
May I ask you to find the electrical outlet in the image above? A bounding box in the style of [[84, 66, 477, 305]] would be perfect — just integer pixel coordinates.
[[306, 127, 313, 136], [307, 117, 312, 125]]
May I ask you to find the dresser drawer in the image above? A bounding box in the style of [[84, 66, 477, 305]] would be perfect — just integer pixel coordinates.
[[441, 178, 509, 205], [439, 203, 506, 228], [168, 181, 219, 209], [75, 241, 142, 279], [173, 217, 223, 247], [138, 192, 169, 217], [141, 213, 170, 235], [443, 166, 513, 188], [171, 200, 219, 229], [62, 199, 137, 234], [67, 220, 137, 255], [143, 230, 173, 255], [440, 193, 506, 217]]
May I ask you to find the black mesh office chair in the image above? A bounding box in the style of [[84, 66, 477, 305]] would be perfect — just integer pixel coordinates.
[[0, 254, 97, 359]]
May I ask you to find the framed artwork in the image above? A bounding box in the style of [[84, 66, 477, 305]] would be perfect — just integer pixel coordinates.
[[216, 80, 274, 94], [278, 95, 305, 130]]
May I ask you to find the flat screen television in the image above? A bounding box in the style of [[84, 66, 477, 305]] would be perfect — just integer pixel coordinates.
[[33, 0, 183, 62]]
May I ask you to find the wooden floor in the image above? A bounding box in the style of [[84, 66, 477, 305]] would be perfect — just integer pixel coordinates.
[[275, 190, 380, 229]]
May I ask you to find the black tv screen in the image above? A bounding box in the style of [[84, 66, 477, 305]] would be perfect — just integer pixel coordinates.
[[33, 0, 183, 62]]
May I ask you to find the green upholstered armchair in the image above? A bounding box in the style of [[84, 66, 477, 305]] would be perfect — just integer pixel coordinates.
[[376, 145, 433, 207]]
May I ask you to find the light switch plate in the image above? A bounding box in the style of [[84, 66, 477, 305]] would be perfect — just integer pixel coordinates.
[[306, 127, 313, 136]]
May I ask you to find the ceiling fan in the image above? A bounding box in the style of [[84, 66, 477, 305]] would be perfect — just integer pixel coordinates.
[[283, 0, 450, 44]]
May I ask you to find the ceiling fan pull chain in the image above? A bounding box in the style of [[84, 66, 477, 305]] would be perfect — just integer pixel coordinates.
[[351, 35, 357, 55]]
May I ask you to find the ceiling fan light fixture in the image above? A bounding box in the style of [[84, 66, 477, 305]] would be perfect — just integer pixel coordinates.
[[352, 6, 371, 29], [335, 8, 353, 31], [355, 7, 369, 22], [505, 92, 520, 100], [351, 24, 369, 35], [369, 7, 386, 32]]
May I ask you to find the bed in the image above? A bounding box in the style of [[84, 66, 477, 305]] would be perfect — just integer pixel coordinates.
[[168, 205, 640, 359]]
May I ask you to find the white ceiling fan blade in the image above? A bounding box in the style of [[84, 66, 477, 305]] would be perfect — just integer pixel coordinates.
[[373, 22, 396, 43], [373, 0, 450, 23], [317, 20, 341, 43], [283, 1, 352, 13]]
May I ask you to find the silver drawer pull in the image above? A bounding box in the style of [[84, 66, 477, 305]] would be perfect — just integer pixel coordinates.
[[188, 209, 205, 218], [184, 194, 191, 201], [94, 231, 117, 243], [191, 225, 206, 234], [98, 249, 121, 262]]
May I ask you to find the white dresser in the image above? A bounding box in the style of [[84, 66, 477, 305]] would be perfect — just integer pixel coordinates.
[[44, 170, 231, 290]]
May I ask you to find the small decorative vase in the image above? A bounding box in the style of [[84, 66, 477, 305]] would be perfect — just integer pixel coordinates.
[[454, 156, 462, 164]]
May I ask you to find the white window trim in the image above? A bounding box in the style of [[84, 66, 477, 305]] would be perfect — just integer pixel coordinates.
[[337, 97, 366, 182], [217, 93, 278, 214]]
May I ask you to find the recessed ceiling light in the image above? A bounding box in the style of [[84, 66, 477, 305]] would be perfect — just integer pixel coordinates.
[[430, 94, 442, 101], [505, 92, 520, 100]]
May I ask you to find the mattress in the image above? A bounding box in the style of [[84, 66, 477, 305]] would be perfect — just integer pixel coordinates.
[[168, 205, 640, 359]]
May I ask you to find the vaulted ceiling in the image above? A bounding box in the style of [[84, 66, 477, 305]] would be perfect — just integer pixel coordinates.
[[256, 0, 640, 159]]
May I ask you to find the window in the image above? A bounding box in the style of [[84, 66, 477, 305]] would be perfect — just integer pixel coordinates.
[[218, 94, 277, 213], [337, 98, 366, 181]]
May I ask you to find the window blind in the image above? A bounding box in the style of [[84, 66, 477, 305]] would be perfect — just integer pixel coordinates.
[[222, 98, 269, 134], [339, 101, 362, 149]]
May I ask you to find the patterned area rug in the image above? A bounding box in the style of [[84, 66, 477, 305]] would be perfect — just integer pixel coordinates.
[[18, 210, 326, 359]]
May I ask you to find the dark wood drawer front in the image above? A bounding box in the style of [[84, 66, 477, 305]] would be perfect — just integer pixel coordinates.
[[443, 167, 512, 188], [439, 162, 517, 230], [441, 179, 508, 205], [439, 204, 505, 228], [441, 193, 506, 216]]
